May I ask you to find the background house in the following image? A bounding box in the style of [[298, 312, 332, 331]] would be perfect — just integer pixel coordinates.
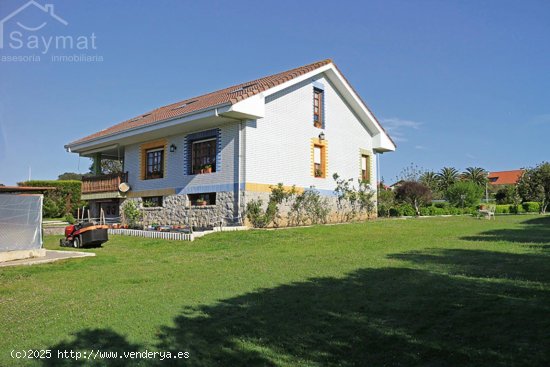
[[488, 170, 525, 187], [65, 60, 395, 227]]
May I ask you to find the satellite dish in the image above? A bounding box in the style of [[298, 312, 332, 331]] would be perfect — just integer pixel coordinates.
[[119, 182, 131, 193]]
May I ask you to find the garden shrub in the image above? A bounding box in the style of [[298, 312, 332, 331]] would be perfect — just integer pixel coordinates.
[[389, 207, 401, 217], [419, 207, 431, 216], [509, 205, 525, 214], [333, 174, 375, 221], [522, 202, 540, 213], [400, 204, 416, 216], [121, 200, 142, 228], [43, 197, 62, 218], [445, 181, 483, 207], [432, 207, 448, 215], [377, 187, 395, 218], [246, 199, 275, 228], [389, 204, 415, 217], [289, 188, 330, 225], [246, 183, 295, 228], [495, 205, 510, 214], [64, 213, 76, 224]]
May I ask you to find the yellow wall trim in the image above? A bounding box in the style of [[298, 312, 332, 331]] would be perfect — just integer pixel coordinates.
[[310, 138, 328, 178], [244, 182, 305, 194], [359, 148, 373, 184]]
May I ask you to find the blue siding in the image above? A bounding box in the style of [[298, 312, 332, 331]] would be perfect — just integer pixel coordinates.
[[125, 122, 239, 193]]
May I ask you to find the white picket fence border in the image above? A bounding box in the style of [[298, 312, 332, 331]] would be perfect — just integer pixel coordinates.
[[108, 228, 193, 241]]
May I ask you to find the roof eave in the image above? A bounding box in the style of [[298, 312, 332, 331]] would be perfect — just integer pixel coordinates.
[[66, 103, 233, 153]]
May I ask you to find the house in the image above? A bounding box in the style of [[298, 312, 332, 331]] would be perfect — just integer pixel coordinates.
[[488, 170, 524, 186], [65, 59, 396, 227]]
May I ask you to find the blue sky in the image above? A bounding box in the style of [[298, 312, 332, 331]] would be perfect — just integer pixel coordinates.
[[0, 0, 549, 185]]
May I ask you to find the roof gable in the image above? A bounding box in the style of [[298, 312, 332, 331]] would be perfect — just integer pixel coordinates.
[[67, 59, 395, 152]]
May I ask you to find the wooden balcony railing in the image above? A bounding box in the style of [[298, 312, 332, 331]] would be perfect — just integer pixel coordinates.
[[82, 172, 128, 194]]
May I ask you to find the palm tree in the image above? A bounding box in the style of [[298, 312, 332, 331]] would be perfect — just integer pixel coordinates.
[[420, 171, 439, 191], [462, 167, 488, 186], [436, 167, 460, 191]]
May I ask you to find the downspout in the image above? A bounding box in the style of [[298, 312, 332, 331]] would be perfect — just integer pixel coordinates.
[[238, 120, 246, 224]]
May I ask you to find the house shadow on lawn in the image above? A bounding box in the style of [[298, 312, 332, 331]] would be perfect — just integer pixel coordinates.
[[388, 248, 550, 283], [41, 250, 550, 366], [41, 328, 142, 367], [461, 215, 550, 248]]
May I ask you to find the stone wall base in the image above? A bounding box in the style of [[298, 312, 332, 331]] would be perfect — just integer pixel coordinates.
[[242, 191, 376, 228], [122, 191, 245, 229], [119, 190, 376, 229]]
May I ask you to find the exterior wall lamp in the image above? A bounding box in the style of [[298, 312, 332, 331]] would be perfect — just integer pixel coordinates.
[[170, 144, 177, 152], [318, 131, 325, 141]]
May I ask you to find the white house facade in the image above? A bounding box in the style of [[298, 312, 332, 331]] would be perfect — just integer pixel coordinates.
[[65, 59, 395, 228]]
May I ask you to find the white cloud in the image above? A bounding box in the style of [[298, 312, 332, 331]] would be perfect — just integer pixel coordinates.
[[415, 145, 427, 150], [381, 117, 422, 143]]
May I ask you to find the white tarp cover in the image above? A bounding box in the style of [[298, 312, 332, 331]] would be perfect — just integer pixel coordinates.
[[0, 194, 43, 251]]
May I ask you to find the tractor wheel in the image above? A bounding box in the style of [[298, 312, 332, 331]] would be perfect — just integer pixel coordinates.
[[73, 236, 81, 248]]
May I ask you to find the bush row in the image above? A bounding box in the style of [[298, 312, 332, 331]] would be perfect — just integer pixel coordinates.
[[386, 204, 477, 217], [381, 201, 541, 217], [495, 202, 540, 214]]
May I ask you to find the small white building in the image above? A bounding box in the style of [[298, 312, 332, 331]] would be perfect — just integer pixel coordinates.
[[0, 187, 47, 262], [65, 59, 396, 227]]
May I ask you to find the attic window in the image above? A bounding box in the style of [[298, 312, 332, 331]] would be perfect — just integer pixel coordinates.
[[130, 113, 151, 122], [230, 83, 258, 93], [172, 100, 198, 110]]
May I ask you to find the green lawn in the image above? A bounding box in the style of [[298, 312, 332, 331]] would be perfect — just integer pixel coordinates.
[[1, 215, 549, 366]]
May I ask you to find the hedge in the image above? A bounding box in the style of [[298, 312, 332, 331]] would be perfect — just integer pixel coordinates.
[[18, 180, 84, 218], [387, 204, 477, 217], [522, 202, 540, 213], [495, 202, 540, 214], [381, 201, 541, 218]]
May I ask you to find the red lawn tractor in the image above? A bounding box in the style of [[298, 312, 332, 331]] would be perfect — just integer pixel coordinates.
[[60, 222, 109, 248]]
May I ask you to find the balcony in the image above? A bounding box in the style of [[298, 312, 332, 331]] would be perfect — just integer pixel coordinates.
[[82, 172, 128, 194]]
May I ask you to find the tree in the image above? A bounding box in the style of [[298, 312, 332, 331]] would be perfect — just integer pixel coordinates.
[[419, 171, 441, 197], [58, 172, 84, 181], [517, 162, 550, 214], [394, 181, 432, 216], [495, 185, 521, 205], [396, 162, 425, 182], [377, 183, 395, 217], [445, 181, 483, 208], [437, 167, 460, 192], [462, 167, 487, 186], [89, 159, 123, 175]]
